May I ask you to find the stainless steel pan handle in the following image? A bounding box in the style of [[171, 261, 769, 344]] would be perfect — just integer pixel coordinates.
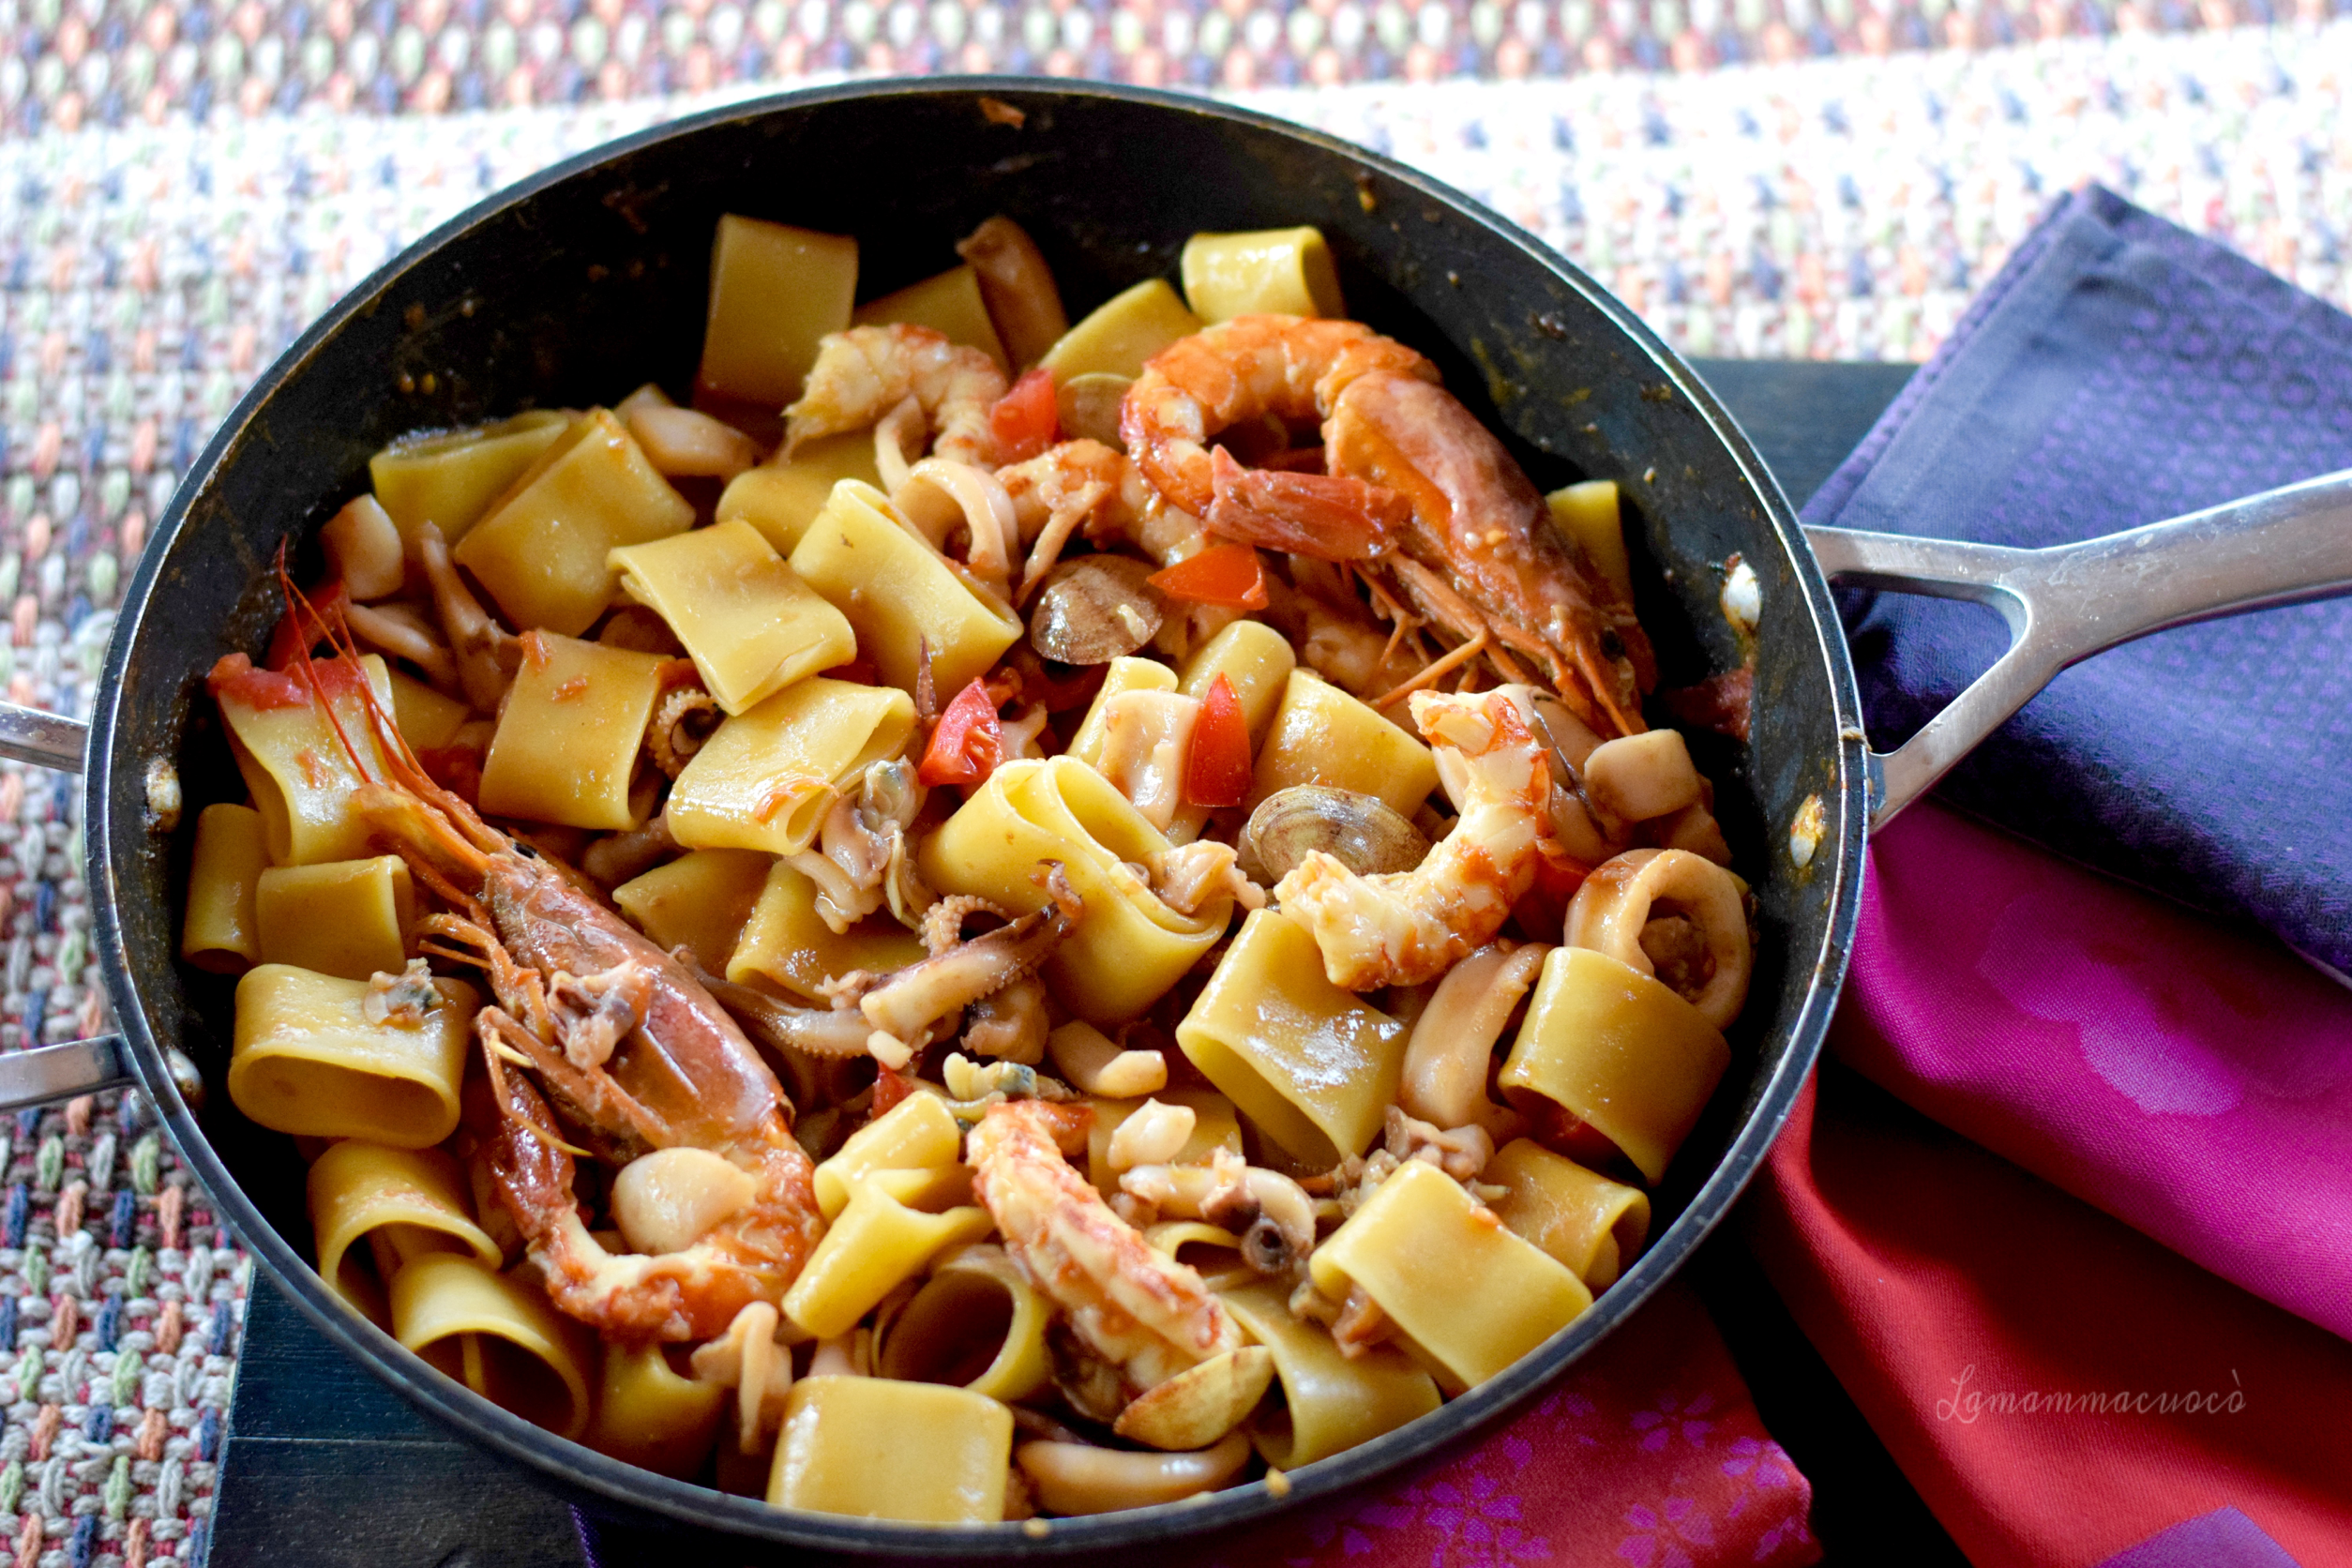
[[1805, 466, 2352, 833], [0, 706, 134, 1109]]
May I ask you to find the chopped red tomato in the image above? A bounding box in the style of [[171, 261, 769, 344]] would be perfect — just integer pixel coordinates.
[[1204, 446, 1405, 562], [1184, 673, 1252, 808], [988, 368, 1059, 464], [1148, 543, 1270, 610], [917, 677, 1003, 788], [205, 652, 309, 711], [264, 580, 350, 671]]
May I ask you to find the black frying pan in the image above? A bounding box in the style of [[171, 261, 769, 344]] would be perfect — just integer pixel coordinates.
[[3, 79, 2345, 1557]]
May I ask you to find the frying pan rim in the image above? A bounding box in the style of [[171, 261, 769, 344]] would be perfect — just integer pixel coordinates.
[[86, 74, 1872, 1553]]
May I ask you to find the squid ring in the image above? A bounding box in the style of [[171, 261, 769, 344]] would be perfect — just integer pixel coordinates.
[[1563, 848, 1751, 1031]]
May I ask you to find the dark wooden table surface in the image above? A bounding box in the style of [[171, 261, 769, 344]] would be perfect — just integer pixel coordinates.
[[204, 357, 1966, 1568]]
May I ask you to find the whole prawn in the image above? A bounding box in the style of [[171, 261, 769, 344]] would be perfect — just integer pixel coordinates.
[[1275, 687, 1557, 990], [1120, 315, 1435, 516], [1122, 315, 1653, 737], [282, 579, 823, 1341]]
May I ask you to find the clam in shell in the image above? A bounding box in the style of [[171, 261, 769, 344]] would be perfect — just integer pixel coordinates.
[[1243, 785, 1433, 884], [1111, 1345, 1277, 1452], [1028, 555, 1167, 665]]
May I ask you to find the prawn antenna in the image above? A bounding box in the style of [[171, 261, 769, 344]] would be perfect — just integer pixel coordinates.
[[279, 541, 506, 862], [277, 544, 382, 791]]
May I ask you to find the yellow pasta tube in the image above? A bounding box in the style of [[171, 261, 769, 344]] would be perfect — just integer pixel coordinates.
[[1084, 1088, 1241, 1196], [219, 655, 396, 866], [726, 858, 927, 1003], [1064, 656, 1178, 767], [611, 849, 773, 975], [391, 1252, 595, 1440], [1175, 909, 1408, 1167], [1038, 279, 1202, 382], [852, 264, 1009, 369], [1177, 620, 1296, 750], [787, 480, 1022, 697], [586, 1342, 727, 1478], [1309, 1160, 1591, 1391], [697, 216, 858, 406], [716, 433, 882, 559], [385, 670, 470, 752], [181, 803, 266, 973], [781, 1168, 992, 1339], [1218, 1280, 1439, 1468], [877, 1245, 1050, 1402], [1484, 1138, 1651, 1293], [666, 677, 916, 856], [1498, 946, 1731, 1184], [769, 1375, 1011, 1522], [229, 966, 476, 1147], [1249, 670, 1440, 817], [1545, 480, 1634, 608], [308, 1141, 500, 1318], [919, 757, 1229, 1025], [610, 520, 856, 716], [454, 410, 696, 638], [255, 855, 415, 981], [809, 1091, 963, 1221], [1180, 228, 1346, 323], [476, 632, 669, 830], [368, 410, 569, 548]]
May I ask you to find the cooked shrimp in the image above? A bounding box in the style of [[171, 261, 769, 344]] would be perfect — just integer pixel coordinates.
[[1327, 370, 1652, 736], [1120, 315, 1437, 515], [478, 1038, 821, 1343], [784, 324, 1008, 469], [1274, 687, 1552, 990], [998, 439, 1199, 572], [275, 579, 822, 1340], [969, 1099, 1242, 1394]]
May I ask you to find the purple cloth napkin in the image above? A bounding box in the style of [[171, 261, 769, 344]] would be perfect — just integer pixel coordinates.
[[1804, 184, 2352, 978], [2096, 1508, 2305, 1568], [1840, 802, 2352, 1346]]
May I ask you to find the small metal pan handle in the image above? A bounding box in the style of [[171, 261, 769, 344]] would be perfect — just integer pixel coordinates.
[[1805, 466, 2352, 833], [0, 707, 138, 1109]]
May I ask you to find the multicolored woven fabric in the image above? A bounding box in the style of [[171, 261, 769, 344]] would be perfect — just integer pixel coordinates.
[[1, 0, 2347, 1558]]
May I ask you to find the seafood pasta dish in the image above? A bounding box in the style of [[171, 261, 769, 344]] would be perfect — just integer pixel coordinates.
[[181, 213, 1752, 1521]]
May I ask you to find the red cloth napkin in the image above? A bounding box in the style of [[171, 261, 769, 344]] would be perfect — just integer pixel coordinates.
[[1178, 1281, 1818, 1568], [1745, 806, 2352, 1568]]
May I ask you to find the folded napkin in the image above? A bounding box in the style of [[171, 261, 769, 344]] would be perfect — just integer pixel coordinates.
[[1747, 183, 2352, 1566], [1748, 1058, 2352, 1568], [1804, 183, 2352, 978], [1842, 804, 2352, 1347], [570, 1281, 1820, 1567]]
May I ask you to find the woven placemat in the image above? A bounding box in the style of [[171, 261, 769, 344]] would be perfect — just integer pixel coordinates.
[[0, 8, 2344, 1562]]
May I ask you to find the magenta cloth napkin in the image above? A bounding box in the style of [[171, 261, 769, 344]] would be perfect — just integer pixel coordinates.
[[1832, 801, 2352, 1344]]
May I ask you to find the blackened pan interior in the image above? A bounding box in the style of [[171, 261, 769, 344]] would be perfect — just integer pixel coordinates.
[[87, 79, 1869, 1556]]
